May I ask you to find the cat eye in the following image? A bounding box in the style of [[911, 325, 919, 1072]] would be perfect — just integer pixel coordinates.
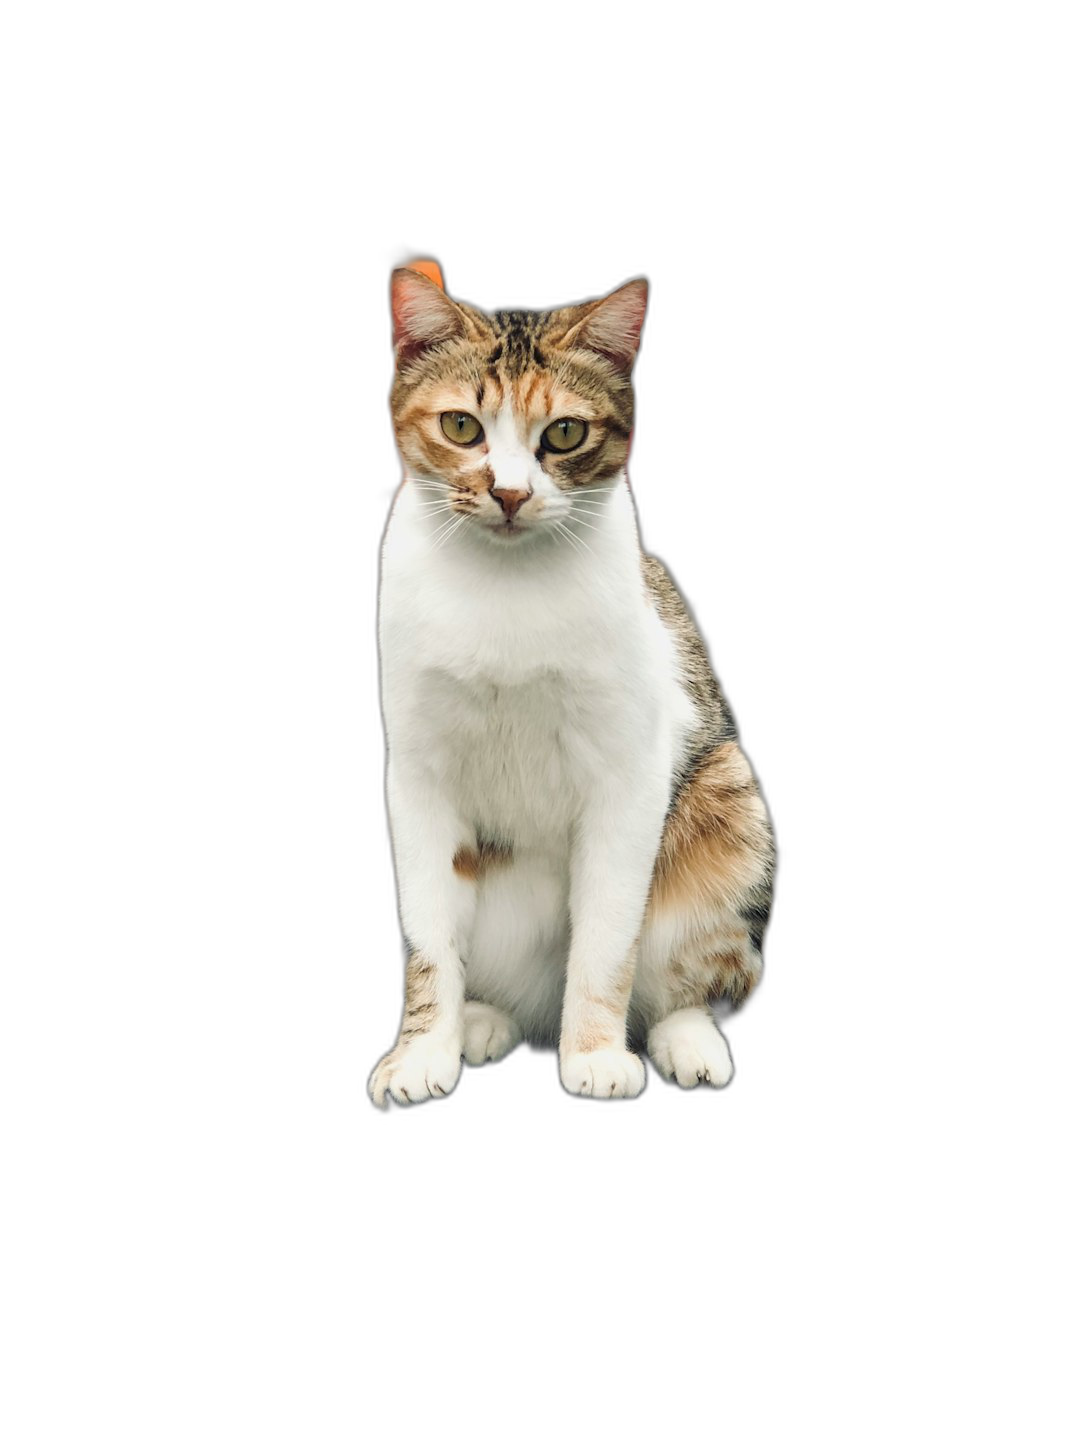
[[540, 418, 588, 453], [440, 412, 484, 446]]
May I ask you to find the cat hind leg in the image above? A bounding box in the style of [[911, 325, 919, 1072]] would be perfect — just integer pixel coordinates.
[[636, 738, 774, 1090], [462, 1000, 522, 1065], [646, 1006, 734, 1089]]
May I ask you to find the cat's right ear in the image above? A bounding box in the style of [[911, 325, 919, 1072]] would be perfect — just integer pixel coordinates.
[[390, 267, 465, 363]]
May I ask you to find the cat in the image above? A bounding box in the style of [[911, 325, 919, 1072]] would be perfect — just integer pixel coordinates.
[[369, 263, 774, 1104]]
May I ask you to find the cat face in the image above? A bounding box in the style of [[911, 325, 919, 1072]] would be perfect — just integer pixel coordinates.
[[389, 269, 647, 544]]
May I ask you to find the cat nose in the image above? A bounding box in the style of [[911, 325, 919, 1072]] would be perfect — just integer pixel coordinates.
[[491, 487, 531, 520]]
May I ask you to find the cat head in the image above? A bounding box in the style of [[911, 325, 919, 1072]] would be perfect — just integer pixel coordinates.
[[389, 266, 647, 546]]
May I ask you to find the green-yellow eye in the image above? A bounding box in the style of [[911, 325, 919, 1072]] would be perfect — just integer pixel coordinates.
[[541, 418, 588, 453], [440, 412, 483, 446]]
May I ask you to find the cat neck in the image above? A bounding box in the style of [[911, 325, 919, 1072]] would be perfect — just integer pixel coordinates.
[[391, 472, 641, 580]]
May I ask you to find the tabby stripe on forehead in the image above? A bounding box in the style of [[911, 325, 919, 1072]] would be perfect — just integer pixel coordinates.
[[554, 358, 634, 426], [392, 294, 639, 505]]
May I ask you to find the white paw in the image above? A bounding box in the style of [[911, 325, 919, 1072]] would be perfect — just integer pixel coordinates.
[[647, 1009, 734, 1088], [368, 1031, 463, 1107], [560, 1048, 645, 1099], [463, 1001, 521, 1065]]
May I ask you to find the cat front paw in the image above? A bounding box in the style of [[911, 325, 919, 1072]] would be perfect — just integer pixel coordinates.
[[368, 1031, 463, 1108], [559, 1048, 645, 1099]]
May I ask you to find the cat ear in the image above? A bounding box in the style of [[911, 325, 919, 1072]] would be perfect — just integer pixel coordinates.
[[390, 266, 465, 360], [564, 278, 648, 371]]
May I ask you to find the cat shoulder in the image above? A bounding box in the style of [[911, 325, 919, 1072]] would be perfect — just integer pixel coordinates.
[[640, 550, 737, 741]]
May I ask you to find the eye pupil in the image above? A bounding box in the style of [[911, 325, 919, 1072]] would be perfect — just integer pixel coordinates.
[[440, 411, 483, 445], [541, 417, 587, 453]]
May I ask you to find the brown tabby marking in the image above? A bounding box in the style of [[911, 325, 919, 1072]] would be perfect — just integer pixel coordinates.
[[390, 275, 638, 502], [383, 268, 775, 1085], [452, 840, 513, 881], [705, 948, 760, 1007], [399, 952, 439, 1039], [641, 556, 736, 766], [651, 743, 772, 914]]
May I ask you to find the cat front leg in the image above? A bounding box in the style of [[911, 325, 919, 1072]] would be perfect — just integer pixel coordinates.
[[368, 764, 475, 1107], [559, 774, 668, 1099]]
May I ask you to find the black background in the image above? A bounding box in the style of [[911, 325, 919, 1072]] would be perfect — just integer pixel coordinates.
[[240, 208, 875, 1180]]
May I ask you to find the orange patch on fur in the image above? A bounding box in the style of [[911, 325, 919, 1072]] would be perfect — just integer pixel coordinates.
[[650, 743, 771, 914], [405, 258, 444, 289], [452, 840, 513, 881], [563, 945, 637, 1053], [565, 1017, 625, 1054], [583, 990, 627, 1019]]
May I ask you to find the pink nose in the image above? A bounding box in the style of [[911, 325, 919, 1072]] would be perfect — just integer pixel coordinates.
[[492, 488, 531, 520]]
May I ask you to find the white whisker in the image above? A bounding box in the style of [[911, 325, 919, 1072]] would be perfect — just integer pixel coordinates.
[[409, 482, 455, 495], [554, 519, 591, 556], [566, 513, 605, 535], [428, 513, 462, 544], [433, 514, 468, 551]]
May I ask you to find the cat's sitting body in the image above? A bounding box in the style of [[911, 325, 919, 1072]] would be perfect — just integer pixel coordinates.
[[370, 267, 774, 1103]]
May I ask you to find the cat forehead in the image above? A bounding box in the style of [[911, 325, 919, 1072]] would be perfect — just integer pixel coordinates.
[[491, 309, 550, 333], [427, 373, 596, 423], [485, 309, 558, 374], [392, 294, 635, 435]]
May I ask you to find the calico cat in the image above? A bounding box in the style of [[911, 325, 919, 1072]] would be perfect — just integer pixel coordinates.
[[369, 264, 774, 1104]]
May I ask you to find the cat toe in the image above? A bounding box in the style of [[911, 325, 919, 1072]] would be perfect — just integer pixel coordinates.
[[368, 1032, 463, 1107], [647, 1010, 734, 1089], [462, 1001, 521, 1065], [560, 1048, 645, 1099]]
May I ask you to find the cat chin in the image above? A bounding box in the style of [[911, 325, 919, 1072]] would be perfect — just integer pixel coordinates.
[[474, 521, 544, 546]]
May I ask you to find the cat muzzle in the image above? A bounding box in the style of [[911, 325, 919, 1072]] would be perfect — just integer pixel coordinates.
[[490, 488, 531, 522]]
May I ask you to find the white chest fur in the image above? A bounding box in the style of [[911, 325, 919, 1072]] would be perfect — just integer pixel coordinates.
[[378, 479, 696, 851]]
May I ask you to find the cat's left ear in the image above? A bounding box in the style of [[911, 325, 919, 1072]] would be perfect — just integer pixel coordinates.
[[390, 265, 465, 361], [564, 279, 648, 371]]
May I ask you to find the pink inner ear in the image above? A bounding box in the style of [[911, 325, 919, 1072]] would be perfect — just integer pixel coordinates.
[[577, 281, 648, 368], [391, 269, 462, 353]]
